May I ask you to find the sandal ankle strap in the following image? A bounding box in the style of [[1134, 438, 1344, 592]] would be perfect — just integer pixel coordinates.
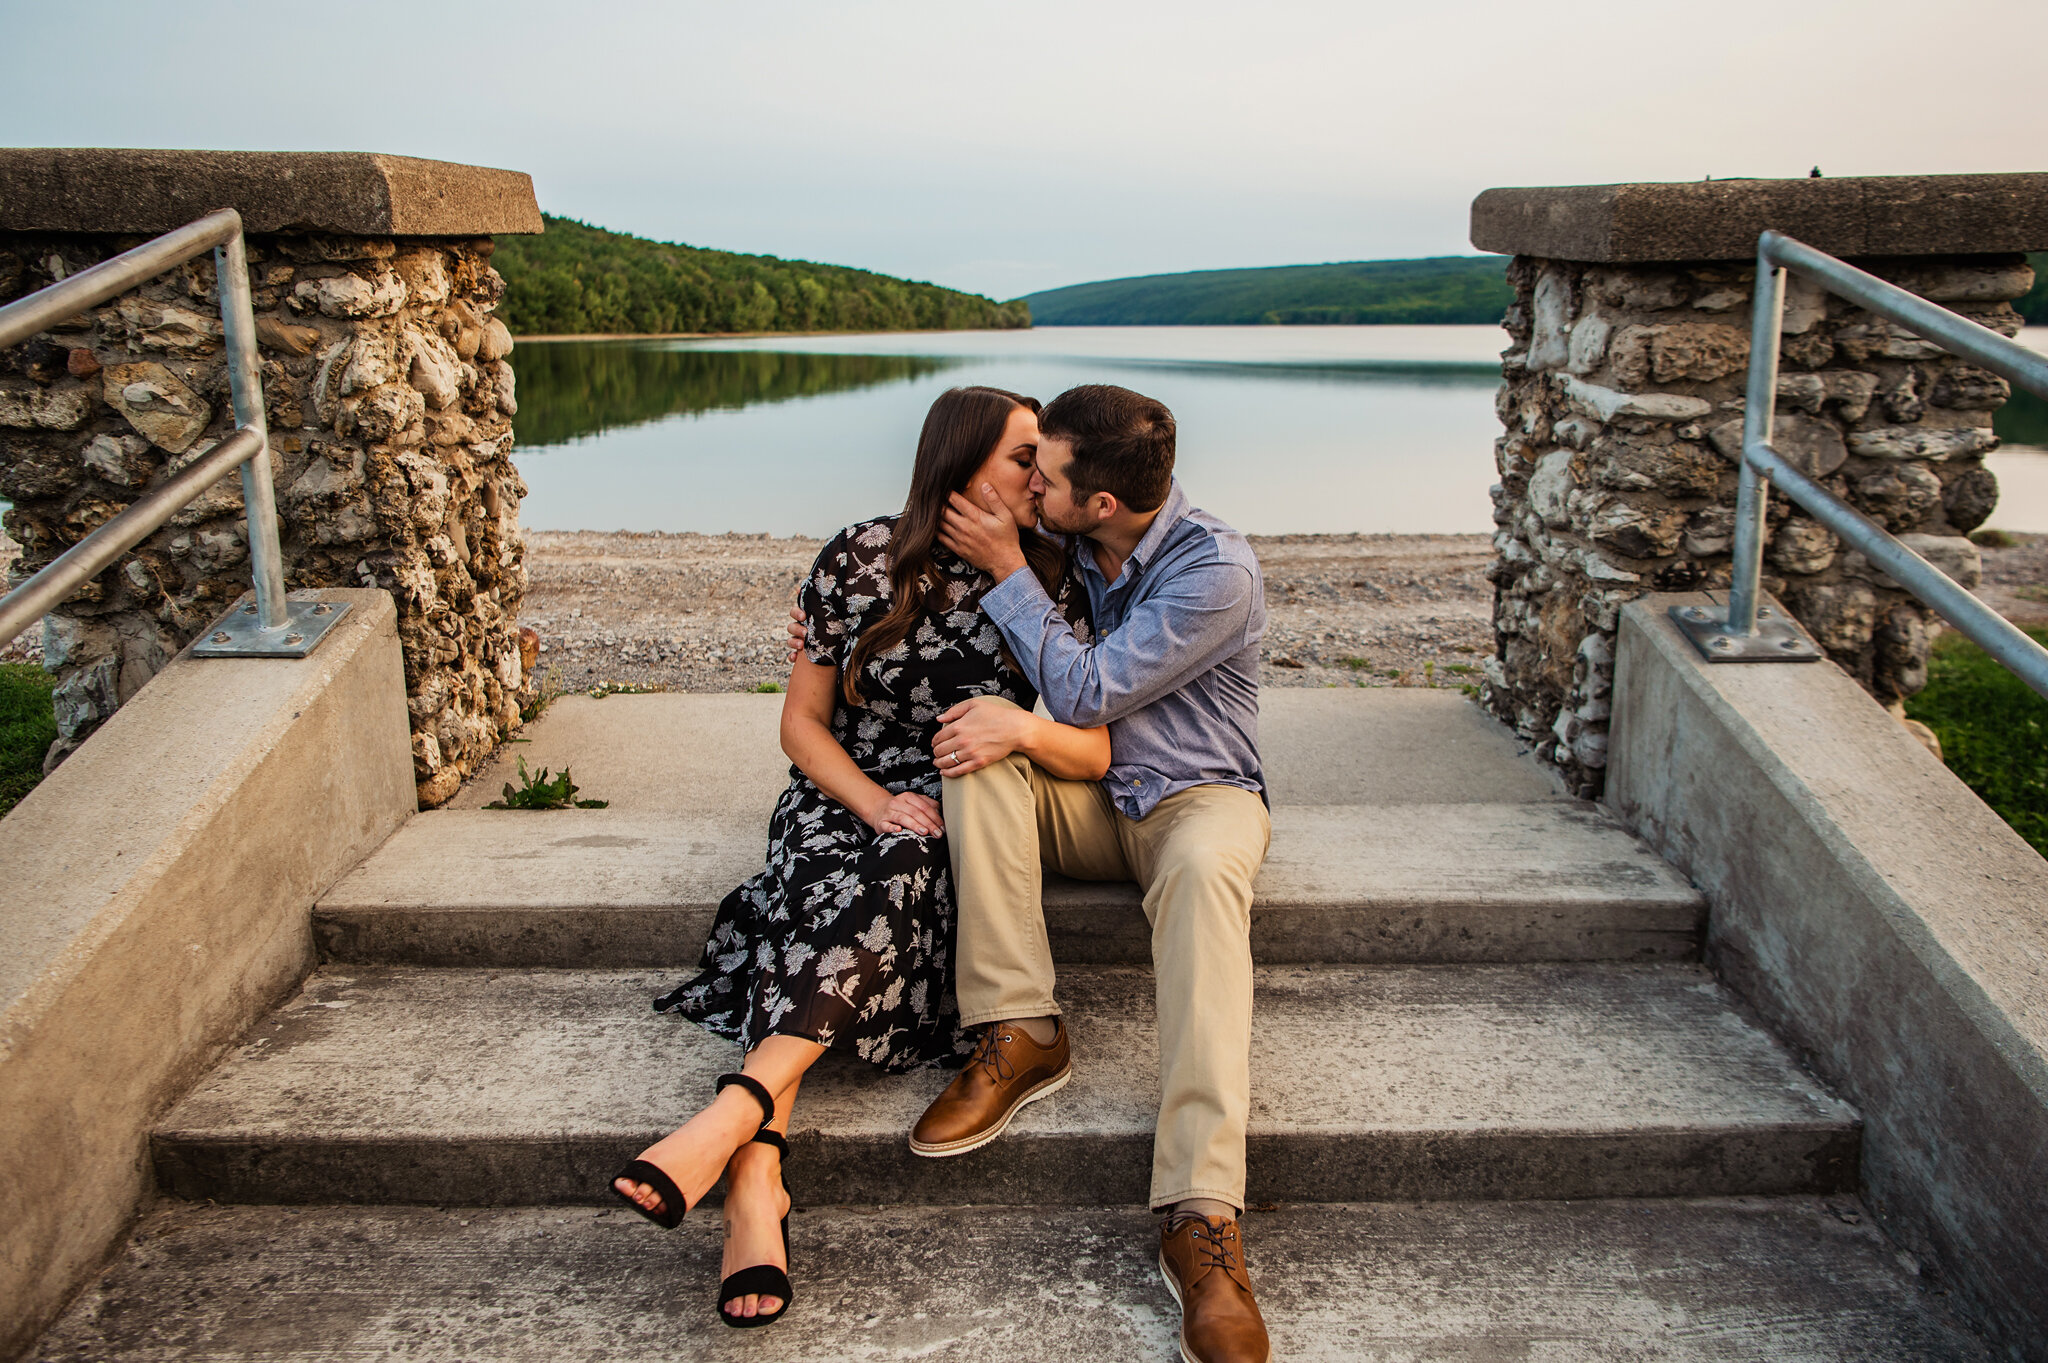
[[750, 1128, 788, 1156], [716, 1072, 776, 1128]]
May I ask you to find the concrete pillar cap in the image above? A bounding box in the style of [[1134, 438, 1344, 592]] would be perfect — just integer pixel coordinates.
[[0, 149, 542, 237], [1471, 173, 2048, 263]]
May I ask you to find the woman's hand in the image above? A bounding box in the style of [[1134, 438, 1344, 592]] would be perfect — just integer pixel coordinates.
[[786, 606, 806, 664], [933, 696, 1034, 777], [865, 789, 944, 837]]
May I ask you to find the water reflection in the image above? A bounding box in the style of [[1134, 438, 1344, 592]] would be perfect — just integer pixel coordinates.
[[504, 328, 2048, 535], [1996, 385, 2048, 449], [513, 345, 965, 448], [510, 329, 1509, 535]]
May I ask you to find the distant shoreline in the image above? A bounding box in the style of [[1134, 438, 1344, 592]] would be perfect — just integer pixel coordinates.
[[514, 327, 1028, 343], [513, 321, 1512, 342]]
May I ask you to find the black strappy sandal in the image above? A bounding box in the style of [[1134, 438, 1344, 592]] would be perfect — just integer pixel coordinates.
[[718, 1125, 794, 1329], [608, 1071, 779, 1231]]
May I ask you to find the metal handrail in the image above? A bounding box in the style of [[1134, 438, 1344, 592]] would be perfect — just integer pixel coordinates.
[[0, 209, 348, 659], [1673, 230, 2048, 704]]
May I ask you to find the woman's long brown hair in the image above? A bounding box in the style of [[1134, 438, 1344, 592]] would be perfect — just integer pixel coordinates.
[[843, 386, 1068, 705]]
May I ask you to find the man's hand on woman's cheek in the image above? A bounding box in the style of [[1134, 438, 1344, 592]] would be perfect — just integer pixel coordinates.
[[938, 486, 1027, 580]]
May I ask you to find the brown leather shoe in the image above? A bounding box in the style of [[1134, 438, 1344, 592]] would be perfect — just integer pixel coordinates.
[[1158, 1212, 1272, 1363], [908, 1019, 1071, 1156]]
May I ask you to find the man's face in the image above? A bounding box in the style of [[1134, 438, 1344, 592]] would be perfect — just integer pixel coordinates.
[[1032, 437, 1097, 535]]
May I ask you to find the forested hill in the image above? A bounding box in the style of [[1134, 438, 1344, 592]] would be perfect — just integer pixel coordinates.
[[2020, 254, 2048, 325], [493, 215, 1031, 336], [1020, 257, 1514, 326]]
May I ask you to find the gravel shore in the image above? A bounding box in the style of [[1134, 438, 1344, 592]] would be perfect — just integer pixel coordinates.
[[518, 529, 1498, 696], [7, 527, 2043, 690]]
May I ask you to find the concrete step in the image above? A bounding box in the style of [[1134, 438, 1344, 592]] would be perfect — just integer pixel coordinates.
[[32, 1198, 1986, 1361], [316, 802, 1705, 967], [152, 962, 1855, 1208], [448, 689, 1572, 818]]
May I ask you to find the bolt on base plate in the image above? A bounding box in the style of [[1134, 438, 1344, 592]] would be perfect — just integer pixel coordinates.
[[191, 595, 353, 659], [1669, 603, 1824, 663]]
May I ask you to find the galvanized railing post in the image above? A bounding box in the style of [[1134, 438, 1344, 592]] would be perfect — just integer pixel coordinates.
[[0, 208, 351, 661], [1670, 232, 1822, 662], [214, 225, 287, 633], [1669, 229, 2048, 704], [1726, 237, 1786, 636]]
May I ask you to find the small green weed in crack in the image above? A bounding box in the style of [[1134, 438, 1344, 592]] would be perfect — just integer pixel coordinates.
[[485, 757, 610, 810]]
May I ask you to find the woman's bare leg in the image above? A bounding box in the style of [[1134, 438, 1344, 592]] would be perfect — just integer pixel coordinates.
[[721, 1045, 814, 1319], [613, 1035, 824, 1220]]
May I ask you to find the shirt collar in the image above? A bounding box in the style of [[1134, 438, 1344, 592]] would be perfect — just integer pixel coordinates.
[[1123, 479, 1190, 578], [1072, 479, 1191, 588]]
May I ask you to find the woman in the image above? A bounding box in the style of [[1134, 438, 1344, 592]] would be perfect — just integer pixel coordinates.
[[609, 386, 1108, 1328]]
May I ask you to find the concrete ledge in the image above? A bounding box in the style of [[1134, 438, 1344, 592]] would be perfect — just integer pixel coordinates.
[[0, 149, 543, 236], [1471, 173, 2048, 262], [0, 589, 414, 1360], [1606, 593, 2048, 1356]]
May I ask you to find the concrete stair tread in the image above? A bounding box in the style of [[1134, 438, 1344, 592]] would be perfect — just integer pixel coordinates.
[[153, 962, 1856, 1205], [32, 1199, 1986, 1361], [315, 803, 1705, 966], [447, 688, 1571, 816]]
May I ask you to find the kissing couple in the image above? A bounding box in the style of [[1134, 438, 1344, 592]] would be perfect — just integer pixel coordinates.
[[610, 382, 1273, 1363]]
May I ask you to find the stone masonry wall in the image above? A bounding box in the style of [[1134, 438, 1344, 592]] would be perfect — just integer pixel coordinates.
[[0, 231, 527, 805], [1484, 253, 2026, 798]]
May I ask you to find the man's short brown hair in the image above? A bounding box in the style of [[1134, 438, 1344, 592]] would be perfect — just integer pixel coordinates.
[[1038, 384, 1175, 513]]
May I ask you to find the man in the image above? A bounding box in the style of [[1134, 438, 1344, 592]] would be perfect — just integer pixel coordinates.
[[924, 384, 1272, 1363]]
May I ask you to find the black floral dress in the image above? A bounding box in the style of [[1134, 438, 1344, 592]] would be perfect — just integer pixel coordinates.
[[655, 516, 1092, 1072]]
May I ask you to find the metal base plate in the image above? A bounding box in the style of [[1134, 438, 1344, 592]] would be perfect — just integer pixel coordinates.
[[191, 596, 353, 658], [1669, 603, 1823, 663]]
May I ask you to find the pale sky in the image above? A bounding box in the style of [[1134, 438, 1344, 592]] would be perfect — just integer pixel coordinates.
[[2, 0, 2041, 300]]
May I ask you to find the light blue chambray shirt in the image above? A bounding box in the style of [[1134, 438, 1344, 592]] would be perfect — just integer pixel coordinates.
[[978, 479, 1266, 819]]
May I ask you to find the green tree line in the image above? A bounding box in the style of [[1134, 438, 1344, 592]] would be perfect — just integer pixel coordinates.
[[2018, 254, 2048, 326], [493, 215, 1031, 337], [514, 345, 960, 448], [1021, 257, 1517, 326]]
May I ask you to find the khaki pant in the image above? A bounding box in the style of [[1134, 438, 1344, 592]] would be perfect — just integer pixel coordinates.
[[943, 710, 1270, 1211]]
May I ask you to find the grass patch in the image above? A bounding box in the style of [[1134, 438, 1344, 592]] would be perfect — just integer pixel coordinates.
[[1, 665, 56, 810], [1904, 627, 2048, 856], [0, 663, 57, 818], [1970, 528, 2021, 549], [752, 681, 785, 693], [1341, 657, 1372, 671]]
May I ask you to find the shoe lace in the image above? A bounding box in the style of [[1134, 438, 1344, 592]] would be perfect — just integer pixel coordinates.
[[970, 1025, 1018, 1085], [1164, 1212, 1245, 1282]]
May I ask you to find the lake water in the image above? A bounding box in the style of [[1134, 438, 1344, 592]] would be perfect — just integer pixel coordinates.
[[514, 326, 1503, 536], [511, 325, 2048, 537]]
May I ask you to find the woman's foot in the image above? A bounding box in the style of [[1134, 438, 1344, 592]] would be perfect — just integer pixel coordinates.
[[612, 1087, 764, 1220], [719, 1138, 793, 1320]]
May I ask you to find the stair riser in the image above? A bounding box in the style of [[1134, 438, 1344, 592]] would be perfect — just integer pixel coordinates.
[[153, 1125, 1857, 1208], [313, 903, 1702, 968]]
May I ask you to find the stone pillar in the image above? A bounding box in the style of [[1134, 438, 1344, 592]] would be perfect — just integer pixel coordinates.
[[0, 150, 544, 804], [1469, 173, 2048, 798]]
